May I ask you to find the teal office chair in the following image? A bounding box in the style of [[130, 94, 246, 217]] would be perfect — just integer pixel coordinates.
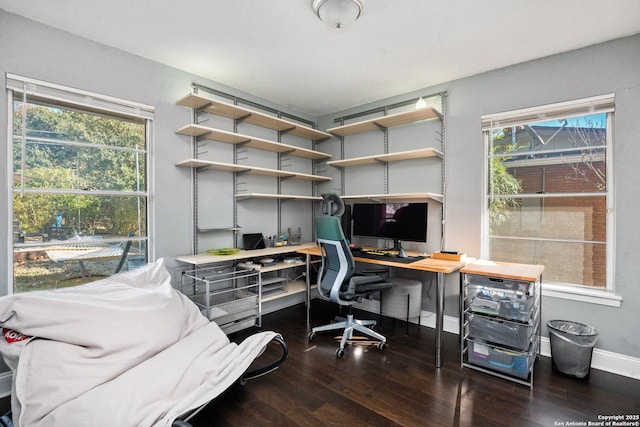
[[308, 214, 393, 358]]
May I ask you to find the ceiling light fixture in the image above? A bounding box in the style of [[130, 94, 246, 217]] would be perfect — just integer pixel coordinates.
[[415, 97, 427, 109], [312, 0, 364, 29]]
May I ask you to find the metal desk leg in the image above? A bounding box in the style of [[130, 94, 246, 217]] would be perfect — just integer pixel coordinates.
[[435, 272, 445, 368], [459, 272, 465, 367], [305, 253, 311, 328]]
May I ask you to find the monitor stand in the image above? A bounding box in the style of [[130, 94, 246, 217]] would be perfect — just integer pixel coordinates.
[[391, 239, 408, 258]]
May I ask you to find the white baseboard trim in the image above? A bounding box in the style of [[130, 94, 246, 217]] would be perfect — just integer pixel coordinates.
[[0, 372, 11, 398], [0, 306, 636, 399], [589, 346, 640, 380], [417, 309, 640, 381], [418, 309, 459, 334]]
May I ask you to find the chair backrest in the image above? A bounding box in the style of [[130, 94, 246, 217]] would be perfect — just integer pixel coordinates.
[[315, 215, 356, 304]]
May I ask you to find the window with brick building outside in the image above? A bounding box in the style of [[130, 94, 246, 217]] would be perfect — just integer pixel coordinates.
[[483, 95, 613, 290]]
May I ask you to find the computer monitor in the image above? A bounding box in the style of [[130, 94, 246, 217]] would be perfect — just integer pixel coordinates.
[[351, 202, 427, 257], [242, 233, 266, 250]]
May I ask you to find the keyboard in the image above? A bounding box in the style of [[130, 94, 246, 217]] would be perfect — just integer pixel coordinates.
[[363, 250, 396, 257]]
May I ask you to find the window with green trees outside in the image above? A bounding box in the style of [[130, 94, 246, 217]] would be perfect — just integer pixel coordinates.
[[9, 76, 152, 293]]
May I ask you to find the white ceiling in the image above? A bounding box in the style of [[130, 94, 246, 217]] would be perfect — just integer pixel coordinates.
[[2, 0, 639, 117]]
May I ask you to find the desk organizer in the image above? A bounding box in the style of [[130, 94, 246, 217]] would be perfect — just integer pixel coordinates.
[[432, 251, 467, 261]]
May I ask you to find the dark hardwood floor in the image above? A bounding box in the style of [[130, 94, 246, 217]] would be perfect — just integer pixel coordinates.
[[190, 301, 640, 427], [1, 301, 637, 426]]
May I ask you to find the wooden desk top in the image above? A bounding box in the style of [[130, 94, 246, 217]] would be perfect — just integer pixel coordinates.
[[296, 246, 473, 274], [461, 260, 545, 282], [177, 242, 317, 265]]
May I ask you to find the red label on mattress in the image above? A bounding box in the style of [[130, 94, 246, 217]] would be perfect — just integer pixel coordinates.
[[2, 328, 29, 343]]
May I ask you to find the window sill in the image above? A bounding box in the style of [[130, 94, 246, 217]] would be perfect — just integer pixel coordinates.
[[542, 282, 622, 307]]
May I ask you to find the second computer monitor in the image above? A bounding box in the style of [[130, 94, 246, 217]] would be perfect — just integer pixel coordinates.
[[351, 202, 427, 244]]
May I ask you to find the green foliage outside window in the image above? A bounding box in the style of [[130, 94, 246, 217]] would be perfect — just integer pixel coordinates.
[[13, 103, 146, 237], [488, 131, 522, 233], [12, 100, 148, 292]]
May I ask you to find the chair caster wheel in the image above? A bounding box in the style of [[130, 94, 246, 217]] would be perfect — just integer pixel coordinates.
[[308, 332, 316, 342], [336, 348, 345, 358], [377, 342, 387, 351]]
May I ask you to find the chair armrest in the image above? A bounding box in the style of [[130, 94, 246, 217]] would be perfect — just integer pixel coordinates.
[[343, 275, 393, 299], [240, 335, 288, 384], [361, 267, 389, 276], [351, 275, 387, 285]]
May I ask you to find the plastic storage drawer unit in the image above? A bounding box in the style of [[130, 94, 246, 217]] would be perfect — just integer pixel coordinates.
[[468, 340, 536, 380], [467, 276, 536, 323], [461, 262, 544, 389], [468, 311, 537, 350]]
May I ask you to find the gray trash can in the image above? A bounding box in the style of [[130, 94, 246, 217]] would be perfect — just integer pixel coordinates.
[[547, 320, 598, 379]]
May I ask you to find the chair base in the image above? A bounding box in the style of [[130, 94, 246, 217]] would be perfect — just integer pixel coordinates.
[[310, 314, 387, 357]]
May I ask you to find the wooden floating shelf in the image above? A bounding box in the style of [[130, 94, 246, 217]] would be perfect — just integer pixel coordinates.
[[176, 159, 249, 173], [177, 93, 331, 141], [287, 171, 331, 182], [175, 159, 331, 182], [197, 226, 242, 233], [340, 192, 443, 204], [327, 148, 442, 168], [176, 124, 331, 160], [234, 193, 322, 201], [327, 107, 442, 137]]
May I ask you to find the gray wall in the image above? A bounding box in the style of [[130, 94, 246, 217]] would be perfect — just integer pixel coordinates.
[[0, 10, 318, 290], [319, 35, 640, 358], [1, 9, 639, 360]]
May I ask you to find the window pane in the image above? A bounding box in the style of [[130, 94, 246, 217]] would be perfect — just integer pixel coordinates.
[[491, 114, 606, 156], [11, 93, 149, 293], [506, 162, 606, 194], [14, 240, 147, 293], [486, 106, 610, 290], [489, 196, 606, 242], [13, 194, 146, 239], [13, 102, 145, 148], [13, 103, 145, 193], [490, 114, 607, 195], [13, 137, 145, 192], [489, 238, 606, 288]]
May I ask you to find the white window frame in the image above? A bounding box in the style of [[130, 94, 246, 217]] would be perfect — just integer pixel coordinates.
[[481, 94, 621, 307], [6, 73, 155, 294]]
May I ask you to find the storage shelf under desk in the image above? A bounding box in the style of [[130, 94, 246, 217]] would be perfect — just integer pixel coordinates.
[[261, 279, 313, 303], [176, 242, 316, 266], [181, 267, 261, 333], [177, 243, 315, 332]]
